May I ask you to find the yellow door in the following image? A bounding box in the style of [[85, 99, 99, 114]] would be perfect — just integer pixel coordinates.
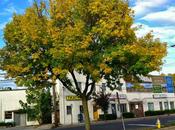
[[93, 106, 99, 121]]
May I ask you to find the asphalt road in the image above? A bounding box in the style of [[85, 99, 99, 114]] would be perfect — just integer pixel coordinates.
[[54, 114, 175, 130], [1, 115, 175, 130]]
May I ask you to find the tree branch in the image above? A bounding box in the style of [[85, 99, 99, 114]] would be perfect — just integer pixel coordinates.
[[83, 74, 90, 94], [86, 81, 95, 98], [58, 76, 78, 95], [70, 71, 82, 94]]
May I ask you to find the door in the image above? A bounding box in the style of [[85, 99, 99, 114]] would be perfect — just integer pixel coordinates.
[[93, 105, 99, 121], [20, 114, 26, 126], [130, 102, 144, 117], [14, 113, 20, 126]]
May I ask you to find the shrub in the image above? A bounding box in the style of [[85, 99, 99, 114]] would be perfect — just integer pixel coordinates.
[[122, 112, 135, 118], [0, 122, 15, 127], [99, 114, 117, 120], [144, 110, 175, 116]]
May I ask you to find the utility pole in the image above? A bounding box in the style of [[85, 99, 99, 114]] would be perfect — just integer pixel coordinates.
[[116, 92, 126, 130]]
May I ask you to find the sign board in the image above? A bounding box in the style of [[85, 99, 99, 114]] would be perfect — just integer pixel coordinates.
[[140, 83, 153, 88], [153, 94, 167, 99], [135, 105, 139, 109], [152, 76, 165, 85], [66, 96, 81, 101], [152, 85, 162, 93], [138, 75, 152, 82], [165, 76, 174, 93], [110, 94, 127, 100]]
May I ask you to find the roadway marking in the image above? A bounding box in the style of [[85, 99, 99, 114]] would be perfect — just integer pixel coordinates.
[[128, 124, 156, 127]]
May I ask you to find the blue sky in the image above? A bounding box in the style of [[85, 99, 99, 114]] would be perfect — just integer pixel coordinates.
[[0, 0, 175, 74]]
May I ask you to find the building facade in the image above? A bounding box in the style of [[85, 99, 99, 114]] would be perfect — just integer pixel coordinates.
[[0, 89, 38, 126], [57, 75, 175, 125]]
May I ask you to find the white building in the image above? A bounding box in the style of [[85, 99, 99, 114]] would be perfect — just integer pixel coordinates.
[[57, 75, 175, 125], [0, 89, 38, 126]]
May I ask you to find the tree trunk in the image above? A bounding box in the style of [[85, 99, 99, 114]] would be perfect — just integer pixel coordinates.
[[52, 83, 59, 127], [82, 96, 91, 130], [104, 111, 107, 120]]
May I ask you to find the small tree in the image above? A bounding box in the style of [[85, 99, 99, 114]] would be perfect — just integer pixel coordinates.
[[20, 87, 52, 124], [93, 90, 111, 120]]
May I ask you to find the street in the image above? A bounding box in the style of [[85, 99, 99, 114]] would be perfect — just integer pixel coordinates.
[[1, 115, 175, 130], [53, 115, 175, 130]]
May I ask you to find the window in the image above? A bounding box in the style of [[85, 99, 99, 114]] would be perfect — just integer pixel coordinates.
[[120, 104, 127, 113], [111, 104, 116, 115], [102, 83, 106, 92], [93, 86, 96, 94], [67, 105, 72, 115], [159, 102, 163, 111], [148, 102, 154, 111], [78, 82, 82, 91], [170, 102, 174, 110], [80, 105, 84, 113], [5, 111, 12, 119], [164, 102, 169, 110]]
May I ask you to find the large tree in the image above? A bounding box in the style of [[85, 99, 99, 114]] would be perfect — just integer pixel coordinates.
[[0, 0, 166, 130], [0, 2, 60, 127]]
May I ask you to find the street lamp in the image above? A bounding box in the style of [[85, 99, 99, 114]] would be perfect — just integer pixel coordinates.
[[170, 45, 175, 47]]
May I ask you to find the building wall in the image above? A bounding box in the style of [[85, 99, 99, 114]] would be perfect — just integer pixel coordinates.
[[0, 89, 38, 125], [57, 74, 175, 125]]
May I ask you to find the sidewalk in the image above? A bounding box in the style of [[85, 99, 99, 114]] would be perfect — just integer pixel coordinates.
[[155, 126, 175, 130]]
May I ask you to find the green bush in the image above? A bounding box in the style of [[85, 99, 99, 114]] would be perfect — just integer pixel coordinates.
[[145, 110, 165, 116], [0, 122, 15, 127], [122, 112, 135, 118], [145, 109, 175, 116], [99, 114, 117, 120]]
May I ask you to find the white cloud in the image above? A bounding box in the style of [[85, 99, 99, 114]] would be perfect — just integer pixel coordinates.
[[0, 3, 17, 16], [134, 23, 175, 44], [141, 7, 175, 25], [134, 23, 175, 74], [132, 0, 167, 17], [0, 22, 7, 30]]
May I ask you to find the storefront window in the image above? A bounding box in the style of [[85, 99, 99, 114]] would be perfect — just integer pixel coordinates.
[[5, 111, 12, 119], [170, 102, 175, 110], [159, 102, 163, 111], [148, 102, 154, 111], [102, 83, 106, 92], [120, 104, 127, 113], [67, 105, 72, 115], [164, 102, 169, 110], [111, 104, 116, 115], [80, 105, 84, 113]]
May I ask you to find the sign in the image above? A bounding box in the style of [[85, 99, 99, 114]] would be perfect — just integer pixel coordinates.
[[165, 76, 174, 93], [135, 105, 139, 109], [138, 75, 152, 82], [152, 76, 165, 85], [153, 94, 167, 99], [140, 83, 153, 88], [66, 96, 81, 101], [152, 85, 162, 93], [110, 94, 127, 99]]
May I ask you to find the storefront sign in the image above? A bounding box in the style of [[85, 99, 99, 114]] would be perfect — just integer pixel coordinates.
[[110, 94, 127, 99], [153, 94, 167, 98], [165, 76, 174, 93], [138, 75, 152, 82], [140, 83, 153, 88], [66, 96, 81, 101], [152, 85, 162, 93], [152, 76, 165, 85]]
